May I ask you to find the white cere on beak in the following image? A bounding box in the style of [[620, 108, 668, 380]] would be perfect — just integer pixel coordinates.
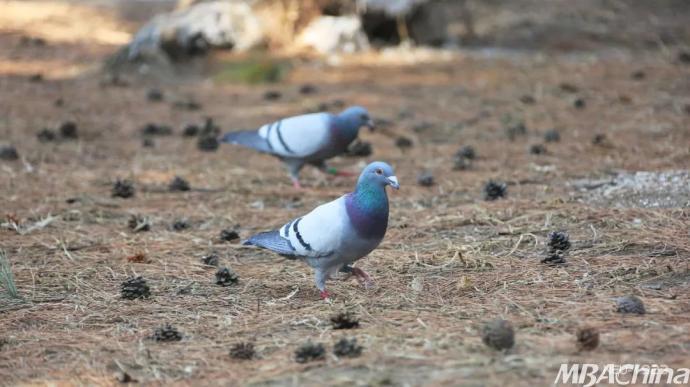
[[387, 176, 400, 189]]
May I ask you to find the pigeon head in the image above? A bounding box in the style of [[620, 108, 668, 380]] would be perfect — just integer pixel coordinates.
[[358, 161, 399, 190], [347, 161, 397, 239], [337, 106, 375, 133]]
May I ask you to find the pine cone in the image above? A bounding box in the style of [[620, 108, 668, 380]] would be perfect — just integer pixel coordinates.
[[263, 90, 281, 101], [215, 267, 239, 286], [544, 129, 560, 143], [541, 251, 566, 265], [112, 179, 135, 198], [505, 122, 527, 141], [679, 51, 690, 64], [520, 95, 536, 104], [548, 231, 571, 252], [0, 145, 19, 161], [201, 118, 220, 137], [169, 176, 190, 192], [456, 145, 476, 160], [152, 324, 182, 342], [333, 337, 363, 358], [330, 312, 360, 330], [59, 121, 78, 139], [37, 128, 57, 142], [294, 342, 325, 363], [229, 342, 256, 360], [453, 155, 471, 171], [171, 219, 190, 231], [592, 133, 608, 145], [483, 180, 507, 201], [481, 319, 515, 351], [529, 144, 547, 155], [197, 135, 219, 152], [121, 276, 150, 300], [219, 229, 239, 242], [574, 98, 586, 109], [395, 136, 413, 150], [416, 171, 434, 187], [182, 124, 200, 137], [299, 84, 317, 95], [147, 88, 164, 102], [173, 98, 201, 111], [615, 295, 645, 314], [142, 123, 172, 136], [576, 327, 599, 351], [201, 254, 219, 266]]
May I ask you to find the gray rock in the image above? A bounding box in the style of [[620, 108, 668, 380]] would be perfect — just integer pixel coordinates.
[[481, 319, 515, 350], [298, 15, 370, 54], [574, 170, 690, 208], [615, 295, 645, 315], [126, 1, 264, 62]]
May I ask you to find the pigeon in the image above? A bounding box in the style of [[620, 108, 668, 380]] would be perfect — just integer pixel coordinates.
[[243, 161, 399, 300], [220, 106, 374, 188]]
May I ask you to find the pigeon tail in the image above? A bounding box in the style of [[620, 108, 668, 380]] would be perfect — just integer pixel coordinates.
[[220, 130, 272, 153], [244, 231, 297, 257]]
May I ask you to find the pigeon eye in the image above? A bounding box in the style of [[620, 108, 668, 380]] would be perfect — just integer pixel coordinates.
[[375, 168, 383, 175], [361, 114, 368, 120]]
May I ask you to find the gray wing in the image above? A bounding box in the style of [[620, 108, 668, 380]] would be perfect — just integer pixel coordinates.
[[244, 230, 297, 257], [245, 195, 348, 259], [220, 112, 332, 158], [256, 112, 333, 158], [220, 130, 272, 153], [221, 113, 333, 159]]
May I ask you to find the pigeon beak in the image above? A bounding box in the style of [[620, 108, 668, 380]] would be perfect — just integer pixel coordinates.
[[387, 176, 400, 190], [365, 119, 375, 131]]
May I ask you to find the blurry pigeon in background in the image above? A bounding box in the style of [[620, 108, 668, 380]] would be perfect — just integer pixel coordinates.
[[243, 161, 399, 300], [220, 106, 374, 188], [357, 0, 427, 42]]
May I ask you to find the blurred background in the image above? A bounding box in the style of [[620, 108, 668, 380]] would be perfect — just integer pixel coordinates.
[[2, 0, 689, 81]]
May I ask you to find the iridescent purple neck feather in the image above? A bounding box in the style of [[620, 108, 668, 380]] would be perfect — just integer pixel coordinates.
[[345, 180, 389, 240]]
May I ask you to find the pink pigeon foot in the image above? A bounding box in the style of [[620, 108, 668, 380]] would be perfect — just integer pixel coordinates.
[[351, 267, 374, 289]]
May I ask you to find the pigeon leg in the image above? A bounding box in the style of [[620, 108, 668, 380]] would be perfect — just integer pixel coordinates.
[[285, 159, 304, 188], [339, 264, 354, 274], [351, 267, 374, 289], [315, 269, 332, 301]]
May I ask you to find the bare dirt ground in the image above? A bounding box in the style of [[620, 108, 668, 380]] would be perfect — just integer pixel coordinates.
[[1, 1, 689, 386]]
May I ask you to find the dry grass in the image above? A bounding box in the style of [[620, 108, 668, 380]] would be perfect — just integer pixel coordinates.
[[1, 4, 690, 385], [0, 249, 20, 299]]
